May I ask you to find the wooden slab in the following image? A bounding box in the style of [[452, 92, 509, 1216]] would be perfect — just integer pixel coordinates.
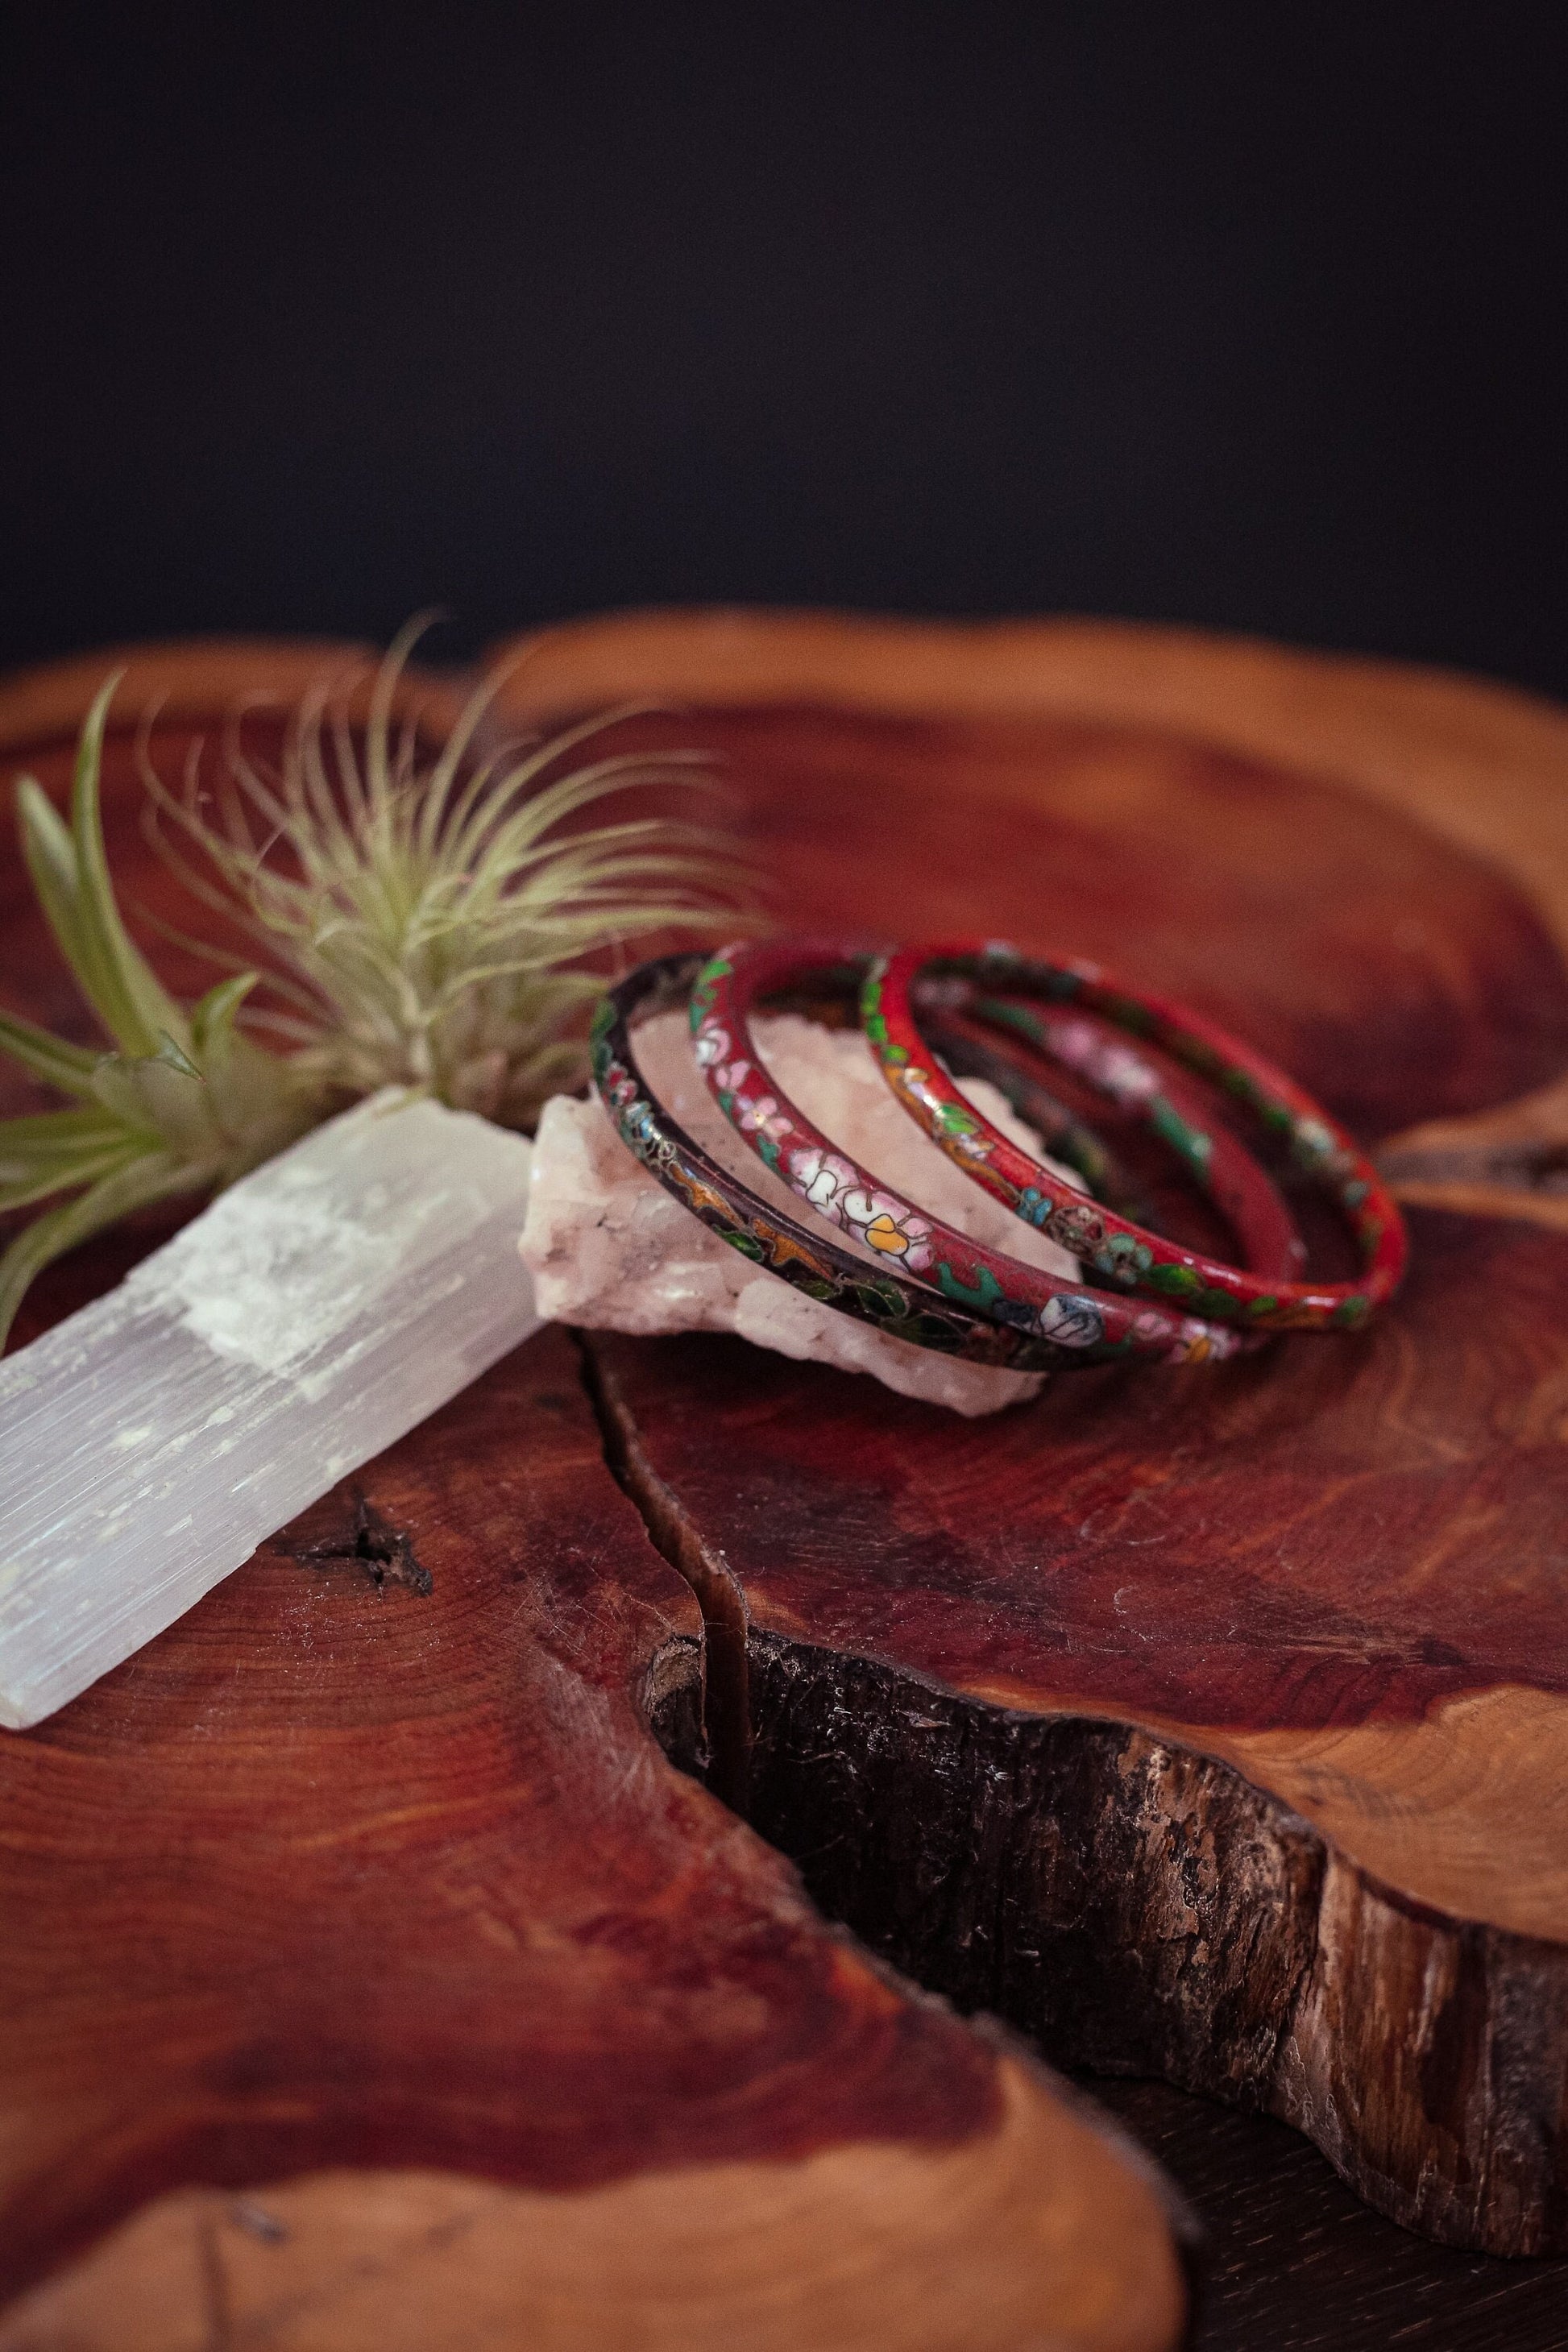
[[475, 624, 1568, 2256], [0, 687, 1189, 2349], [3, 607, 1568, 2329]]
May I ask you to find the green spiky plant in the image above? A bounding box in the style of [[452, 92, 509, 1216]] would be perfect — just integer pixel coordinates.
[[0, 634, 742, 1346]]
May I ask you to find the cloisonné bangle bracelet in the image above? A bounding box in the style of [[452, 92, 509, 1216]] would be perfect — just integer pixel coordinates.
[[688, 940, 1260, 1366], [592, 956, 1141, 1375], [915, 1003, 1157, 1226], [867, 940, 1407, 1332], [950, 991, 1306, 1288]]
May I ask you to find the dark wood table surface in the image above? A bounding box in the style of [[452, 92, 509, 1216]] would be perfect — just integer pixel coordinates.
[[1089, 2076, 1568, 2350]]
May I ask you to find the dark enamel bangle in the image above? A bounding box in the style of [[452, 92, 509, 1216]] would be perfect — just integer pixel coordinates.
[[867, 940, 1407, 1332], [591, 956, 1148, 1375], [687, 940, 1259, 1366]]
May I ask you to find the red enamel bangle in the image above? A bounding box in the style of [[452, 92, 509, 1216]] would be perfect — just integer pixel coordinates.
[[948, 990, 1306, 1289], [915, 1002, 1160, 1228], [865, 940, 1408, 1332], [691, 939, 1274, 1367]]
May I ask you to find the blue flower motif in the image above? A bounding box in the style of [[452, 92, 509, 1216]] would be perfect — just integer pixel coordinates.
[[1093, 1232, 1153, 1285], [625, 1099, 661, 1159]]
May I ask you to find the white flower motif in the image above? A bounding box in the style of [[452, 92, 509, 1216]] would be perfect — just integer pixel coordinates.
[[1035, 1292, 1105, 1348], [789, 1145, 857, 1217], [784, 1151, 933, 1269], [692, 1023, 730, 1069]]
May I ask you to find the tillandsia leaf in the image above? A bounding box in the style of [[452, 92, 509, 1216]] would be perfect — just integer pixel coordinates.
[[0, 1109, 135, 1213], [139, 627, 755, 1128], [68, 680, 189, 1057], [1, 686, 326, 1347], [0, 1010, 102, 1098], [189, 973, 257, 1066], [15, 782, 89, 978], [15, 679, 187, 1060]]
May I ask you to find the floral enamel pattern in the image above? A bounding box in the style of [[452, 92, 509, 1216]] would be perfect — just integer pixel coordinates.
[[690, 942, 1257, 1365], [590, 942, 1403, 1383], [861, 942, 1407, 1334], [783, 1145, 936, 1271], [591, 962, 1162, 1373]]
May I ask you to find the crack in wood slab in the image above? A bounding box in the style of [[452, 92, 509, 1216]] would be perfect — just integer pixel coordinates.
[[0, 1325, 1193, 2350], [578, 1332, 751, 1808]]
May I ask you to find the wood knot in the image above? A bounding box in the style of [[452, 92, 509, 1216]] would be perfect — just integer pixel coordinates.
[[272, 1484, 432, 1596]]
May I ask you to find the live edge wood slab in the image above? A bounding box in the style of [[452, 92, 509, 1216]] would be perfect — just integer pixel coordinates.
[[2, 612, 1567, 2343]]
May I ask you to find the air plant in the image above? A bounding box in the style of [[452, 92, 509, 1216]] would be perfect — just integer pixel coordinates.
[[0, 631, 744, 1346]]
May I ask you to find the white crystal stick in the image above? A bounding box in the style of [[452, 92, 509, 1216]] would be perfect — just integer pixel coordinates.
[[0, 1092, 537, 1730]]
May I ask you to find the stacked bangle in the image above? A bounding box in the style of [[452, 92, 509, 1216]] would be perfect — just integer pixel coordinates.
[[594, 931, 1398, 1379], [687, 940, 1296, 1365], [862, 940, 1406, 1331], [591, 956, 1139, 1375]]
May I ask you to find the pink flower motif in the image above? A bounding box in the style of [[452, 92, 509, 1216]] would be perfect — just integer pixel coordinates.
[[713, 1058, 753, 1093], [1052, 1018, 1159, 1106], [738, 1093, 790, 1142]]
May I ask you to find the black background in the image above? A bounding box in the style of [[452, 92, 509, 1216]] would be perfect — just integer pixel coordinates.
[[5, 5, 1566, 694]]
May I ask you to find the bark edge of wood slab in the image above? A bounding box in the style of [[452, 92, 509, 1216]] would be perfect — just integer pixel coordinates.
[[587, 1311, 1568, 2261]]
